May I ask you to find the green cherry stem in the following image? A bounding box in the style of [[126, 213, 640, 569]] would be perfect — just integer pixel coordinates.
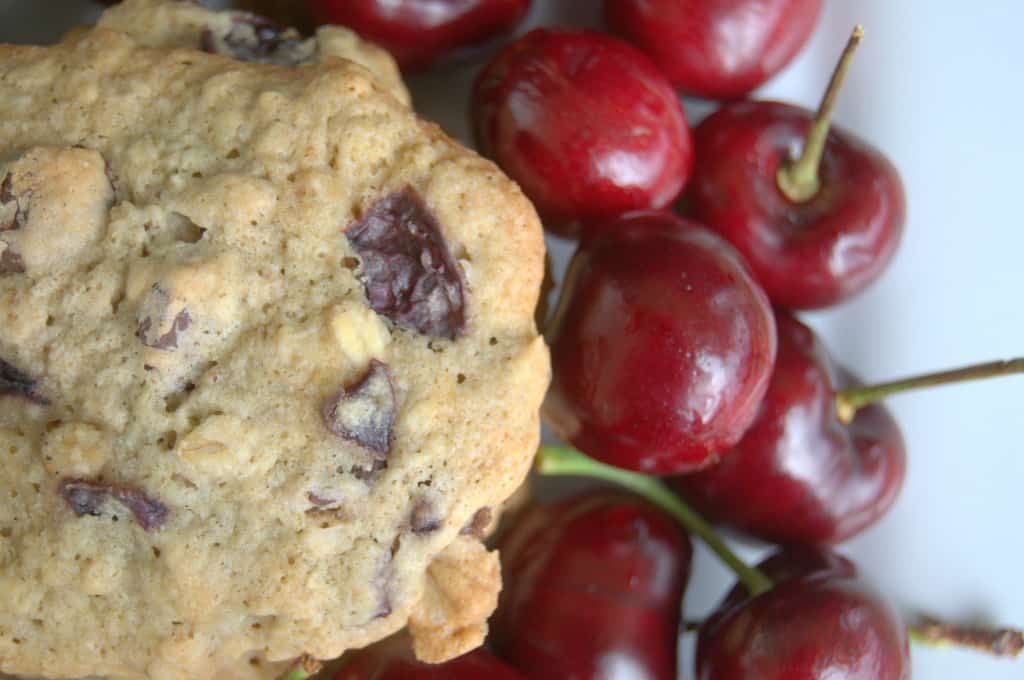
[[776, 24, 863, 203], [835, 357, 1024, 425], [536, 444, 773, 597]]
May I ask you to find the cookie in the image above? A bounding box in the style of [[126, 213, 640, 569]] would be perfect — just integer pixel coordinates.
[[0, 29, 547, 680], [86, 0, 411, 106]]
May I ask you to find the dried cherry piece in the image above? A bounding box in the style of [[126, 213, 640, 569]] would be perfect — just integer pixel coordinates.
[[0, 249, 24, 275], [138, 308, 192, 350], [460, 507, 493, 538], [409, 498, 442, 535], [201, 11, 309, 65], [0, 173, 24, 231], [323, 360, 396, 456], [59, 478, 169, 531], [346, 189, 466, 339], [0, 358, 47, 404], [1, 173, 29, 273], [351, 458, 388, 482]]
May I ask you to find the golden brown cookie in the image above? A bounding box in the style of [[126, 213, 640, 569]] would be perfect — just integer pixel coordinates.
[[0, 29, 547, 680]]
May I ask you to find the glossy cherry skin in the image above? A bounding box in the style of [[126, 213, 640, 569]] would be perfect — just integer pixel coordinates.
[[336, 635, 526, 679], [697, 547, 910, 679], [544, 211, 776, 474], [690, 101, 906, 309], [605, 0, 822, 99], [493, 490, 692, 680], [308, 0, 532, 71], [473, 29, 693, 237], [672, 310, 906, 545]]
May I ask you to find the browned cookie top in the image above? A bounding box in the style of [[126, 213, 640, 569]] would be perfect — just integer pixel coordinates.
[[0, 29, 546, 680]]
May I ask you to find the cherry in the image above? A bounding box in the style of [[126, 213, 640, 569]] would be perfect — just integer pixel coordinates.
[[334, 634, 526, 679], [472, 29, 693, 237], [604, 0, 822, 99], [697, 546, 910, 680], [543, 211, 776, 474], [492, 490, 692, 680], [689, 27, 906, 309], [307, 0, 532, 71], [670, 309, 907, 546]]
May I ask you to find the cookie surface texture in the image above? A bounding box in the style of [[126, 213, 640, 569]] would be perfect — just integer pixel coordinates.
[[91, 0, 411, 105], [0, 30, 547, 680]]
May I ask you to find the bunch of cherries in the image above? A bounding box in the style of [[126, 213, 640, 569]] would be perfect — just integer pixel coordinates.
[[283, 0, 1024, 678]]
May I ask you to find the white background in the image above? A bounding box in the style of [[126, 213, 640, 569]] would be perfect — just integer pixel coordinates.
[[2, 1, 1023, 678]]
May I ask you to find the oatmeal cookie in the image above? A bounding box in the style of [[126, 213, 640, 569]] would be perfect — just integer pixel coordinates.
[[0, 29, 546, 680], [85, 0, 410, 105]]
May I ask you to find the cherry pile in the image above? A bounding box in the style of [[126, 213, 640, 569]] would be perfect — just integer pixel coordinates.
[[246, 0, 1022, 678]]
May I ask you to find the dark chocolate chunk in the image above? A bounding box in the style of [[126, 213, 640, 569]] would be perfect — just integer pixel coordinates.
[[59, 478, 168, 531], [201, 12, 309, 66], [322, 360, 396, 457], [460, 507, 494, 539], [409, 498, 442, 535], [0, 358, 47, 404], [346, 189, 466, 339]]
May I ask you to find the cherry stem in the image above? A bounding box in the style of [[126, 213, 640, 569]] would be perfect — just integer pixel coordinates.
[[278, 655, 322, 680], [536, 445, 773, 598], [907, 616, 1024, 659], [835, 357, 1024, 424], [776, 25, 863, 203]]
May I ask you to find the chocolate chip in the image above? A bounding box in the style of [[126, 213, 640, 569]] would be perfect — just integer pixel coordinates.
[[137, 285, 192, 350], [322, 360, 396, 457], [346, 189, 466, 339], [59, 478, 168, 531], [201, 12, 310, 66], [460, 507, 493, 539], [410, 498, 442, 535], [0, 358, 47, 405]]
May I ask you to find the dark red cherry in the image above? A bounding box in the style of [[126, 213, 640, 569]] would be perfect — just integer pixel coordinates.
[[335, 634, 526, 680], [672, 309, 907, 545], [690, 100, 905, 309], [472, 28, 693, 237], [544, 211, 776, 474], [605, 0, 822, 99], [307, 0, 532, 71], [697, 546, 910, 679], [689, 29, 906, 309], [493, 490, 692, 680]]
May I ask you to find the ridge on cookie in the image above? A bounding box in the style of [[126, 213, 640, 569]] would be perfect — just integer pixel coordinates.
[[0, 24, 547, 680], [71, 0, 411, 106]]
